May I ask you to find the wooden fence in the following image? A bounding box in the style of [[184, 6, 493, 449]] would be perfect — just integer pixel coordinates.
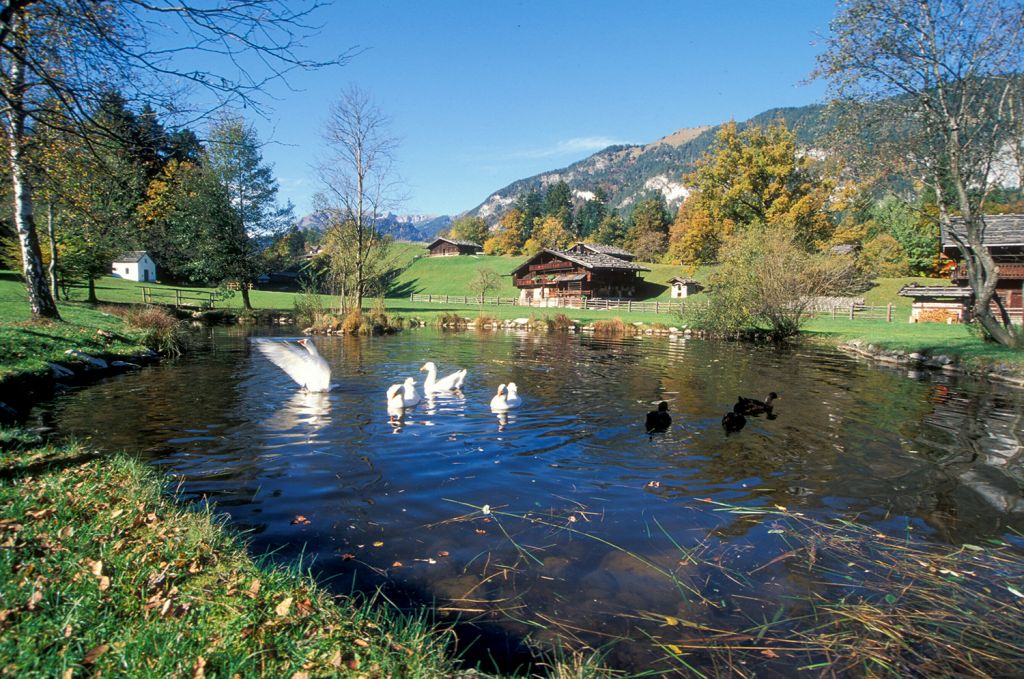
[[409, 293, 904, 321], [141, 287, 217, 309], [409, 293, 685, 314]]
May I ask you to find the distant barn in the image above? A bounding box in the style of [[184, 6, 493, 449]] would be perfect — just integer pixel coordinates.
[[427, 237, 482, 256], [111, 251, 156, 282]]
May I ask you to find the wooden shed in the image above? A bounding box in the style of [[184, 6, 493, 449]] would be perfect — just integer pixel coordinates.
[[898, 284, 974, 323], [668, 276, 703, 298], [427, 237, 483, 256], [510, 248, 649, 306]]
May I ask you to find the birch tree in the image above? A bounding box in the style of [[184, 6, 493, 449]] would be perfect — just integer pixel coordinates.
[[817, 0, 1024, 347], [317, 86, 402, 312], [0, 1, 345, 320]]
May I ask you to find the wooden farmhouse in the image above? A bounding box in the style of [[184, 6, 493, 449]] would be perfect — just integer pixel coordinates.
[[567, 242, 637, 261], [111, 251, 156, 282], [510, 245, 648, 306], [899, 214, 1024, 322], [669, 276, 703, 298], [427, 237, 483, 257]]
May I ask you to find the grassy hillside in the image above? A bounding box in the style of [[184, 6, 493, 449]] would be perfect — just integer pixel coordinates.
[[387, 250, 528, 298]]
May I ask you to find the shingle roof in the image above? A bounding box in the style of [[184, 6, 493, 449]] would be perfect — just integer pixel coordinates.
[[898, 284, 973, 299], [429, 237, 482, 249], [112, 251, 149, 263], [572, 242, 636, 259], [511, 249, 650, 276], [941, 214, 1024, 248], [669, 277, 701, 285]]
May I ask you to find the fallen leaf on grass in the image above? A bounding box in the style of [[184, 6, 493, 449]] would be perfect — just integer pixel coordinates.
[[27, 589, 43, 610], [98, 576, 110, 591], [248, 579, 261, 597], [110, 508, 124, 519], [82, 643, 109, 665], [25, 508, 55, 521], [354, 638, 369, 648], [89, 560, 103, 578], [191, 656, 206, 679], [275, 597, 293, 617]]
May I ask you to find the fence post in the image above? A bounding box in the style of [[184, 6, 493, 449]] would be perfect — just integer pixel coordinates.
[[628, 300, 632, 312], [887, 303, 893, 322], [175, 289, 181, 307], [410, 293, 414, 302], [656, 301, 660, 314], [428, 294, 432, 303], [849, 303, 855, 320]]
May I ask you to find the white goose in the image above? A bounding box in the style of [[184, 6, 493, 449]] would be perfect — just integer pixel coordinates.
[[420, 361, 467, 394], [505, 382, 522, 408], [490, 383, 521, 412], [254, 338, 331, 392], [386, 377, 421, 411]]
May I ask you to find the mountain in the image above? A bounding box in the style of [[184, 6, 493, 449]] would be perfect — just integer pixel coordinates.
[[293, 211, 451, 242], [469, 103, 831, 223]]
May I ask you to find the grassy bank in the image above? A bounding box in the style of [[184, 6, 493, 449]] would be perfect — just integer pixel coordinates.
[[0, 273, 151, 383], [0, 429, 462, 677]]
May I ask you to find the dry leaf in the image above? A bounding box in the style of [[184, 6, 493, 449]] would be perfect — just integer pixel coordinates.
[[372, 541, 384, 547], [330, 650, 343, 668], [191, 656, 207, 679], [339, 553, 356, 561], [90, 560, 103, 578], [27, 589, 43, 610], [248, 579, 261, 597], [760, 649, 780, 658], [62, 669, 73, 679], [110, 508, 124, 519], [291, 673, 309, 679], [392, 561, 403, 568], [275, 596, 293, 617], [437, 551, 449, 558], [58, 526, 73, 539], [82, 643, 109, 665], [290, 515, 311, 526], [98, 576, 110, 592], [354, 638, 369, 648]]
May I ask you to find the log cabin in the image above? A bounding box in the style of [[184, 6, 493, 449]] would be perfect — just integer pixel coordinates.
[[511, 247, 649, 306], [427, 237, 483, 256], [942, 214, 1024, 311]]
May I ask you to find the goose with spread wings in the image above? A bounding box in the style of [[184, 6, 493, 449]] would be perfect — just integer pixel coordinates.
[[253, 338, 332, 392]]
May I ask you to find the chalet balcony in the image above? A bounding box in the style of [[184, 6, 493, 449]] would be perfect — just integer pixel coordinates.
[[952, 263, 1024, 281], [529, 260, 573, 272]]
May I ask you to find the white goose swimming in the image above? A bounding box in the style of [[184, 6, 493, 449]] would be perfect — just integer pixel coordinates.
[[254, 338, 331, 392], [490, 382, 521, 411], [386, 377, 421, 411], [420, 361, 467, 394]]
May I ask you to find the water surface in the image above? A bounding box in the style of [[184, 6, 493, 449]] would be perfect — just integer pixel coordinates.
[[31, 328, 1024, 674]]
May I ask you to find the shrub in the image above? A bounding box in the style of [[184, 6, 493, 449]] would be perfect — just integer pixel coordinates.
[[293, 281, 327, 327], [104, 304, 191, 356], [549, 313, 576, 331], [592, 318, 630, 335]]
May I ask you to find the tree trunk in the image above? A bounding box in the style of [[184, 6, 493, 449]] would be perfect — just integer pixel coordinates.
[[3, 15, 60, 320], [240, 283, 253, 311], [47, 201, 58, 298], [87, 276, 97, 304]]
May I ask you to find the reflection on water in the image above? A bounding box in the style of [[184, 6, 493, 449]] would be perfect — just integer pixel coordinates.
[[30, 328, 1024, 674]]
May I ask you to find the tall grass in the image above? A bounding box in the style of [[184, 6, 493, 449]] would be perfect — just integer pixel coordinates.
[[103, 304, 191, 356]]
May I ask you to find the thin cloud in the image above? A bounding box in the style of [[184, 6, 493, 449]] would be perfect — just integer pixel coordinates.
[[513, 136, 626, 159]]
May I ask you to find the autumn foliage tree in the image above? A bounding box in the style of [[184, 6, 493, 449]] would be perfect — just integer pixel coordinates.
[[668, 121, 836, 264]]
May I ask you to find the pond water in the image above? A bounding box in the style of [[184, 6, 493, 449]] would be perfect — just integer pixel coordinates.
[[30, 327, 1024, 674]]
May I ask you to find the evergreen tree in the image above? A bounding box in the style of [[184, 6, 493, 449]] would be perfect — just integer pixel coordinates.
[[625, 195, 670, 261], [576, 187, 608, 239], [207, 113, 292, 309]]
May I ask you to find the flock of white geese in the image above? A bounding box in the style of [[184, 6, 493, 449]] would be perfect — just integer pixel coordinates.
[[253, 338, 522, 414]]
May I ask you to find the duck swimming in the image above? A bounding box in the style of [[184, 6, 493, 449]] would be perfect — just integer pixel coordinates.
[[735, 392, 778, 416], [645, 401, 671, 433], [722, 409, 746, 433]]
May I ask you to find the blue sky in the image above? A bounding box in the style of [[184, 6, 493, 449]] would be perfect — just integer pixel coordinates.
[[240, 1, 837, 218]]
